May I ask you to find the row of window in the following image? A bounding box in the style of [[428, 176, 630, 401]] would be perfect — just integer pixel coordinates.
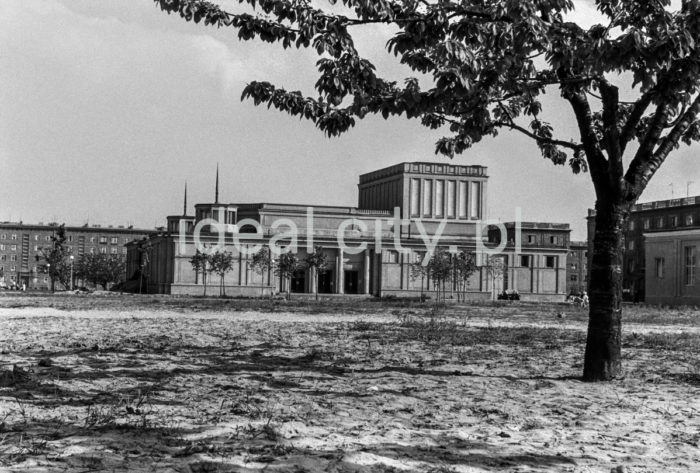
[[630, 214, 696, 231], [651, 246, 696, 285], [383, 251, 560, 269], [0, 233, 129, 244], [0, 245, 126, 254]]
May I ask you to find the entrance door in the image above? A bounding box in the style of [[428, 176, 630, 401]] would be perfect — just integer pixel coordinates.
[[291, 270, 305, 293], [318, 270, 334, 293], [344, 270, 359, 294]]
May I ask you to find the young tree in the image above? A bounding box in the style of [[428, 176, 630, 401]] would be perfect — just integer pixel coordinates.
[[37, 224, 70, 291], [250, 246, 275, 297], [275, 251, 300, 300], [156, 1, 700, 381], [426, 247, 453, 304], [409, 254, 428, 302], [484, 256, 506, 302], [304, 246, 329, 301], [189, 249, 209, 296], [453, 251, 477, 303], [209, 250, 234, 297]]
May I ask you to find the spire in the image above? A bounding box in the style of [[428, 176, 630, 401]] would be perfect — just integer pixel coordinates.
[[183, 181, 188, 216], [215, 163, 219, 204]]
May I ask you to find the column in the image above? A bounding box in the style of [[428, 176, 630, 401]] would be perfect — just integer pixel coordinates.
[[337, 248, 344, 294], [363, 249, 371, 294]]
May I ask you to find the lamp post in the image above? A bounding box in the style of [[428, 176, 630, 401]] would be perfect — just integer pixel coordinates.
[[46, 263, 52, 292], [70, 255, 74, 291]]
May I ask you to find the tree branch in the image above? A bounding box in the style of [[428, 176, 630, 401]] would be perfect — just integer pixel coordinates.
[[598, 79, 623, 185], [493, 121, 582, 151]]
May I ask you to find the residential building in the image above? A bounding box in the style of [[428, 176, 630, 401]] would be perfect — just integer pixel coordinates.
[[567, 241, 588, 295], [0, 222, 151, 290], [587, 195, 700, 303]]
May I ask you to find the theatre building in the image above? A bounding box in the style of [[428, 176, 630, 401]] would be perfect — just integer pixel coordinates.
[[127, 162, 570, 300]]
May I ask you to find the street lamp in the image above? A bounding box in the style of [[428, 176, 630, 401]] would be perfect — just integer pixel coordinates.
[[46, 263, 51, 292], [70, 255, 75, 291]]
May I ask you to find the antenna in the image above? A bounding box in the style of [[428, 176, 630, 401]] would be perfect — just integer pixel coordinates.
[[215, 163, 220, 204], [183, 181, 188, 216]]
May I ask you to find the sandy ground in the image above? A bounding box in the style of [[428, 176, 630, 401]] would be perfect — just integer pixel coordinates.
[[0, 303, 699, 472]]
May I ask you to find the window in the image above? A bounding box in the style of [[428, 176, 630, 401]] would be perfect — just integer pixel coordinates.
[[0, 244, 4, 251], [100, 247, 107, 254], [643, 219, 650, 229], [671, 215, 678, 227], [520, 255, 531, 267], [111, 237, 118, 244], [571, 263, 578, 270], [422, 179, 432, 216], [685, 247, 696, 285], [10, 255, 16, 262], [111, 248, 118, 254], [34, 246, 39, 251], [0, 234, 5, 239], [68, 236, 73, 242], [686, 215, 694, 226], [657, 217, 665, 228], [89, 247, 96, 254], [99, 236, 107, 244], [45, 235, 51, 241], [570, 275, 578, 282], [545, 256, 557, 268], [34, 235, 39, 241], [435, 180, 444, 217], [90, 237, 95, 243], [527, 235, 535, 244], [550, 236, 556, 244], [10, 245, 16, 251], [655, 258, 665, 278], [11, 234, 17, 240], [628, 240, 635, 251], [385, 250, 398, 263], [629, 220, 635, 231], [0, 256, 5, 261], [122, 248, 127, 254], [10, 266, 15, 272]]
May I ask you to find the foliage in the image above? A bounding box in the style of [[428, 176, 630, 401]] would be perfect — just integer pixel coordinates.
[[36, 224, 70, 291], [303, 246, 329, 300], [155, 0, 700, 380], [274, 251, 300, 300], [250, 246, 276, 297], [75, 254, 126, 290], [453, 251, 477, 302], [189, 249, 209, 295], [425, 247, 453, 304], [209, 250, 235, 297]]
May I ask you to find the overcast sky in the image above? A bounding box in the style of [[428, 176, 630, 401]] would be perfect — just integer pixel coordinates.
[[1, 0, 698, 240]]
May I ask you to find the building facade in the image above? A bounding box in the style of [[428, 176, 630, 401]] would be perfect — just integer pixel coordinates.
[[566, 241, 588, 295], [128, 162, 571, 301], [587, 195, 700, 303], [0, 222, 151, 290]]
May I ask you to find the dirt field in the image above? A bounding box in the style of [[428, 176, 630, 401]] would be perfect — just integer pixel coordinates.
[[0, 294, 699, 472]]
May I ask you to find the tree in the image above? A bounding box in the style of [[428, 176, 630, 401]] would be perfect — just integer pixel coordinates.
[[453, 251, 477, 302], [409, 255, 429, 302], [250, 246, 275, 297], [426, 247, 453, 304], [209, 250, 234, 297], [37, 224, 70, 291], [304, 246, 329, 301], [75, 254, 126, 290], [189, 249, 210, 296], [484, 256, 506, 302], [155, 1, 700, 381], [275, 252, 300, 300]]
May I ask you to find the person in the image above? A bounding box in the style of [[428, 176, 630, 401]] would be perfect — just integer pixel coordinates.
[[581, 291, 589, 308], [22, 282, 26, 291]]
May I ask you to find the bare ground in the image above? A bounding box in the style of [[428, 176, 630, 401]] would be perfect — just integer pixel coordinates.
[[0, 295, 699, 472]]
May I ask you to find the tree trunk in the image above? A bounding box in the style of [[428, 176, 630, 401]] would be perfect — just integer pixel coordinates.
[[583, 200, 627, 381]]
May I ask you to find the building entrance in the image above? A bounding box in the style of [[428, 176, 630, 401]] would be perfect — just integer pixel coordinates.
[[344, 270, 359, 294], [290, 270, 305, 293], [318, 271, 334, 293]]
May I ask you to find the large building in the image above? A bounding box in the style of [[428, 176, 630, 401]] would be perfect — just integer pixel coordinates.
[[128, 162, 571, 301], [567, 241, 588, 295], [0, 222, 151, 290], [587, 195, 700, 304]]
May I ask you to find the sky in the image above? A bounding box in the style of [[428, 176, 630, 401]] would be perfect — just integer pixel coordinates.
[[1, 0, 698, 240]]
